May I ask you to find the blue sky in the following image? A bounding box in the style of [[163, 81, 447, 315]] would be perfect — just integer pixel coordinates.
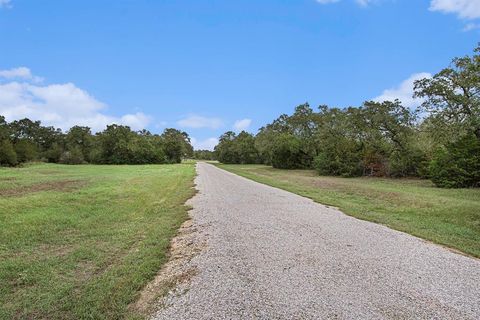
[[0, 0, 479, 150]]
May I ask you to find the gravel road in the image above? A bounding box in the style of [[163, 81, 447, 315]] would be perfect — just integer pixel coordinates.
[[152, 162, 480, 320]]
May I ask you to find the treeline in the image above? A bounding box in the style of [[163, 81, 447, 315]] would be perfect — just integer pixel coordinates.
[[215, 45, 480, 188], [0, 117, 193, 166], [193, 149, 216, 161]]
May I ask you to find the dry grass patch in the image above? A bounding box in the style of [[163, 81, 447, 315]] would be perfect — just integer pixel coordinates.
[[0, 179, 87, 197]]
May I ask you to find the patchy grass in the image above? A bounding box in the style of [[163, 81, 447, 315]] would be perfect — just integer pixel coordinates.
[[0, 163, 196, 319], [217, 164, 480, 258]]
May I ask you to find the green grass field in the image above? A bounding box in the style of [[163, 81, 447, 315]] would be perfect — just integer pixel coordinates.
[[217, 164, 480, 258], [0, 163, 196, 319]]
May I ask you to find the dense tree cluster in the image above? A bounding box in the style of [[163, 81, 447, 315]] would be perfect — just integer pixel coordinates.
[[193, 149, 216, 160], [215, 45, 480, 188], [0, 118, 193, 166]]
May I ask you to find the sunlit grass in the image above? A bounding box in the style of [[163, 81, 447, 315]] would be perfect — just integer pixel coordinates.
[[0, 163, 196, 319]]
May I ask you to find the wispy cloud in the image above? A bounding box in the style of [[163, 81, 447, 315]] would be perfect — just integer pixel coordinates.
[[430, 0, 480, 31], [373, 72, 432, 109], [0, 67, 152, 132], [430, 0, 480, 20], [177, 114, 223, 129], [190, 137, 219, 151], [0, 67, 43, 83], [355, 0, 372, 6], [463, 22, 480, 31], [0, 0, 12, 9], [233, 118, 252, 132]]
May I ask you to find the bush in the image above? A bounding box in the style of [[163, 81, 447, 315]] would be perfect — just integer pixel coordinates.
[[0, 140, 18, 166], [271, 134, 303, 169], [43, 143, 64, 163], [387, 147, 426, 178], [429, 134, 480, 188], [314, 150, 362, 177], [59, 147, 85, 164], [14, 140, 37, 163]]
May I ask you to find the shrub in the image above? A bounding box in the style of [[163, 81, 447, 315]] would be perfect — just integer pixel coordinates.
[[59, 146, 85, 165], [314, 150, 362, 177], [43, 143, 64, 163], [271, 134, 303, 169], [0, 140, 18, 166], [14, 140, 37, 163], [429, 134, 480, 188], [387, 147, 426, 178]]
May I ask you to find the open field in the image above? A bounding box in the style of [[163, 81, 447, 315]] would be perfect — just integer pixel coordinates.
[[0, 163, 196, 319], [217, 164, 480, 258]]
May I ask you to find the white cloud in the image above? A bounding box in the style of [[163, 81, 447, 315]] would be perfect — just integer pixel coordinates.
[[0, 0, 11, 8], [0, 67, 43, 83], [120, 113, 152, 130], [233, 118, 252, 132], [0, 70, 152, 132], [355, 0, 372, 6], [373, 72, 432, 108], [463, 22, 480, 31], [177, 114, 223, 129], [430, 0, 480, 20], [190, 137, 219, 151]]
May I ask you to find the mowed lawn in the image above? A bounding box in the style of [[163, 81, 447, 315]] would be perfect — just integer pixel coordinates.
[[0, 163, 196, 319], [217, 164, 480, 258]]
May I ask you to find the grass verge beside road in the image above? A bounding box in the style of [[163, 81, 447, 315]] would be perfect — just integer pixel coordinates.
[[217, 164, 480, 258], [0, 163, 196, 319]]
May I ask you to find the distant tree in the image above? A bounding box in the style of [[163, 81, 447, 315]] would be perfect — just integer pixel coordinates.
[[66, 126, 93, 162], [429, 134, 480, 188], [0, 140, 17, 166], [270, 133, 304, 169], [96, 124, 136, 164], [9, 118, 41, 142], [313, 106, 363, 177], [161, 128, 192, 163], [129, 133, 165, 164], [9, 118, 64, 161], [414, 44, 480, 187], [44, 142, 64, 163], [193, 150, 215, 160], [360, 100, 423, 177], [215, 131, 239, 164], [233, 131, 259, 164], [60, 146, 85, 164], [0, 116, 10, 140], [14, 139, 37, 163], [414, 44, 480, 142]]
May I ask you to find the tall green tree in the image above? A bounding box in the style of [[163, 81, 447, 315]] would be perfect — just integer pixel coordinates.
[[0, 116, 17, 166], [215, 131, 238, 164], [161, 128, 192, 163], [414, 45, 480, 141], [66, 126, 93, 162]]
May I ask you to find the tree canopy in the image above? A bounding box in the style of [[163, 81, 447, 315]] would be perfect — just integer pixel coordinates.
[[214, 44, 480, 188], [0, 118, 193, 166]]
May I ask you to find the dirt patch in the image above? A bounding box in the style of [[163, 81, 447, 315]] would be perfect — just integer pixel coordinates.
[[304, 177, 344, 190], [36, 169, 63, 175], [0, 177, 17, 182], [131, 218, 207, 317], [0, 179, 87, 197]]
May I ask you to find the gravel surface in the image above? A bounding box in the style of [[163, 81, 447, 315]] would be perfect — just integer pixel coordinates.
[[152, 162, 480, 320]]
